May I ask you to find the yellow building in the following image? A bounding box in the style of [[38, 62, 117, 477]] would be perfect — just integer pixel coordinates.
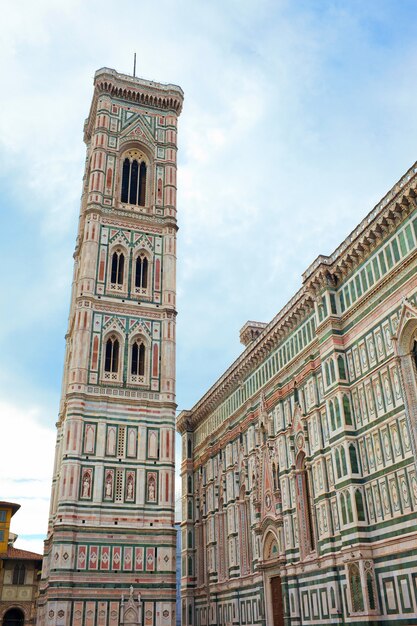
[[0, 502, 42, 626]]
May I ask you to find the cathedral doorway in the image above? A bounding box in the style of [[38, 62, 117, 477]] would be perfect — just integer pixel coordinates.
[[262, 530, 284, 626], [2, 608, 24, 626], [270, 576, 284, 626]]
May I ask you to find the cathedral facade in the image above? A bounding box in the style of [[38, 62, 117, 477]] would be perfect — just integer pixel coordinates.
[[178, 163, 417, 625], [37, 68, 183, 626]]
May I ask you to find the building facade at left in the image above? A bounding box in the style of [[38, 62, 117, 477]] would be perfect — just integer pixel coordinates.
[[0, 502, 42, 626], [36, 68, 183, 626]]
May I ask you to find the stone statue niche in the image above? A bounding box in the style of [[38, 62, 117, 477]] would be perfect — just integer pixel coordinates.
[[120, 586, 142, 625]]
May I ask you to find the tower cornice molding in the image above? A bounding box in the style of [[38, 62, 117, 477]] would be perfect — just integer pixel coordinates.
[[83, 204, 177, 230], [84, 68, 184, 142]]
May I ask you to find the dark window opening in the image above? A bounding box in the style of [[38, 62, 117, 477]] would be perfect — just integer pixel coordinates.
[[12, 563, 26, 585], [105, 337, 119, 373], [135, 255, 148, 289], [412, 341, 417, 371], [120, 158, 147, 207], [121, 158, 130, 203], [131, 341, 145, 376], [111, 251, 124, 285]]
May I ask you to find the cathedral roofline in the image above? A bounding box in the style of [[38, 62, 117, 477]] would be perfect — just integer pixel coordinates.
[[177, 160, 417, 434]]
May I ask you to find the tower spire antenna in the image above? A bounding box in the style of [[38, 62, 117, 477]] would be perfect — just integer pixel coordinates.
[[133, 52, 136, 77]]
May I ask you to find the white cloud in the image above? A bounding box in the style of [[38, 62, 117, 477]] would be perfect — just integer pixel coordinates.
[[1, 0, 417, 547], [0, 401, 55, 550]]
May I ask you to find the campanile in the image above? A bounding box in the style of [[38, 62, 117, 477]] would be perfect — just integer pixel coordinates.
[[37, 68, 183, 626]]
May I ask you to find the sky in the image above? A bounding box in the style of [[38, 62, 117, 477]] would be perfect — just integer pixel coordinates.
[[2, 0, 417, 555]]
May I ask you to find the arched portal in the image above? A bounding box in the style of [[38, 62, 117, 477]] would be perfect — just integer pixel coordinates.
[[261, 529, 284, 626], [2, 608, 24, 626]]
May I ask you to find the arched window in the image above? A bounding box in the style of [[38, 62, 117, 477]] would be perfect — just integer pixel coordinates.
[[131, 339, 145, 380], [329, 401, 336, 430], [335, 397, 342, 428], [120, 156, 147, 206], [295, 453, 315, 555], [188, 556, 193, 576], [110, 250, 125, 285], [348, 562, 364, 612], [343, 395, 353, 425], [346, 491, 353, 523], [104, 336, 119, 373], [12, 562, 25, 585], [340, 493, 347, 525], [330, 587, 336, 610], [335, 449, 341, 479], [187, 438, 192, 459], [355, 490, 366, 522], [366, 571, 376, 610], [329, 359, 336, 382], [188, 531, 193, 549], [325, 362, 330, 387], [338, 355, 346, 379], [187, 475, 192, 494], [139, 161, 147, 206], [349, 444, 359, 474], [135, 254, 149, 290], [341, 446, 347, 475]]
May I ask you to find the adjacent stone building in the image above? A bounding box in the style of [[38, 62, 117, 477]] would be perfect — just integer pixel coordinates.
[[0, 502, 42, 626], [178, 162, 417, 625], [37, 67, 183, 626]]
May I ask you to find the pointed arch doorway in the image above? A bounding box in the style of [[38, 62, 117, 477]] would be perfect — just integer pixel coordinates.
[[262, 529, 285, 626]]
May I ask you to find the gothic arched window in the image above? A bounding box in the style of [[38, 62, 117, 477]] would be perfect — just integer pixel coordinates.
[[295, 453, 315, 556], [343, 394, 353, 425], [135, 254, 148, 290], [12, 562, 25, 585], [110, 250, 125, 285], [348, 562, 364, 612], [349, 444, 359, 474], [355, 490, 366, 522], [104, 336, 119, 373], [338, 355, 346, 380], [335, 397, 342, 428], [341, 446, 347, 475], [120, 156, 147, 206], [131, 340, 145, 377]]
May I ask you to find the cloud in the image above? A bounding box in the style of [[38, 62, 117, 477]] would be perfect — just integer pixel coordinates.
[[1, 0, 417, 549], [0, 401, 55, 551]]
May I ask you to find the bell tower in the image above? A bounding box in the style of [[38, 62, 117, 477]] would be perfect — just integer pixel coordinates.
[[37, 68, 183, 626]]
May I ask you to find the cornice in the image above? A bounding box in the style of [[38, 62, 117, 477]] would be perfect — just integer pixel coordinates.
[[303, 161, 417, 293], [177, 288, 315, 433], [84, 68, 184, 142], [177, 160, 417, 436]]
